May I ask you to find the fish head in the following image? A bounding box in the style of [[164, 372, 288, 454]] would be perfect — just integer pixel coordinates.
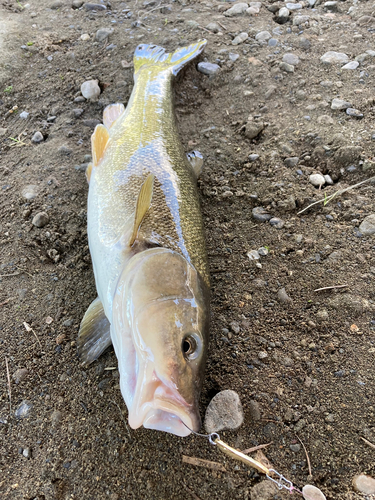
[[113, 248, 210, 437]]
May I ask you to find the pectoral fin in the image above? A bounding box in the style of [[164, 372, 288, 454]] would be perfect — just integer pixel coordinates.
[[86, 162, 93, 183], [129, 173, 155, 246], [103, 103, 125, 129], [78, 297, 112, 365], [92, 124, 110, 167]]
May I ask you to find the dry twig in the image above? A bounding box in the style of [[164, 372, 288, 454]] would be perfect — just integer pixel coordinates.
[[5, 357, 11, 413], [297, 436, 312, 477], [314, 284, 348, 292], [23, 322, 42, 348], [241, 442, 273, 454], [0, 272, 20, 278], [360, 436, 375, 450], [182, 455, 226, 472], [298, 176, 375, 215]]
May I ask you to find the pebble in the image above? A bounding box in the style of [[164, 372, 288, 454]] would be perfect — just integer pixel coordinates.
[[72, 108, 84, 118], [280, 62, 294, 73], [286, 2, 302, 9], [302, 485, 327, 500], [51, 410, 62, 426], [81, 79, 101, 101], [0, 127, 7, 136], [224, 3, 249, 16], [22, 447, 31, 459], [248, 154, 259, 162], [229, 53, 239, 62], [197, 62, 220, 76], [324, 174, 333, 185], [246, 6, 259, 15], [50, 0, 63, 9], [58, 145, 72, 156], [346, 108, 363, 118], [320, 51, 349, 65], [324, 1, 338, 12], [31, 131, 44, 143], [255, 31, 271, 42], [21, 185, 39, 200], [249, 400, 261, 421], [353, 475, 375, 494], [277, 287, 292, 303], [276, 7, 290, 24], [85, 3, 106, 11], [245, 121, 264, 139], [95, 28, 114, 42], [285, 157, 299, 167], [269, 217, 284, 228], [204, 390, 244, 433], [258, 351, 268, 360], [13, 368, 28, 384], [283, 53, 299, 66], [15, 400, 33, 419], [232, 32, 248, 45], [299, 36, 311, 49], [341, 61, 359, 70], [309, 173, 325, 187], [294, 15, 310, 25], [206, 22, 220, 33], [359, 214, 375, 235], [72, 0, 84, 8], [290, 443, 301, 452], [331, 99, 351, 110], [80, 33, 90, 41], [250, 480, 278, 500], [19, 111, 29, 119], [252, 206, 272, 222], [32, 212, 49, 228], [258, 246, 269, 256], [247, 249, 260, 260]]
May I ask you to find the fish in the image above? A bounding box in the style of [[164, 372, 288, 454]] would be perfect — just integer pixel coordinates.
[[77, 40, 210, 437]]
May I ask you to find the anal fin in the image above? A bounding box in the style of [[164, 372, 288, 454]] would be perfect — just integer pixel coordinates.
[[78, 297, 112, 365], [129, 173, 155, 246], [92, 124, 110, 167], [103, 103, 125, 129]]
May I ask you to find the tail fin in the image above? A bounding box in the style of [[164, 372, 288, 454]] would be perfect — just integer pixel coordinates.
[[133, 40, 207, 76]]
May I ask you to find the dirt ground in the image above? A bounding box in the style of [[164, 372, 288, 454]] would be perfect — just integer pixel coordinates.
[[1, 0, 375, 499]]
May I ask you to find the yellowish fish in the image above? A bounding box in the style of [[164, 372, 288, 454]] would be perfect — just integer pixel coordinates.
[[78, 40, 210, 437]]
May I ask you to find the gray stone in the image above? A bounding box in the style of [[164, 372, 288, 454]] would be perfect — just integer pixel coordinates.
[[285, 157, 299, 167], [277, 288, 292, 303], [335, 146, 362, 166], [328, 294, 372, 313], [249, 400, 261, 421], [283, 53, 299, 66], [32, 212, 49, 228], [15, 400, 33, 419], [299, 36, 311, 49], [248, 154, 259, 162], [258, 247, 269, 256], [229, 53, 239, 62], [268, 38, 278, 47], [197, 62, 220, 76], [22, 447, 31, 458], [245, 121, 264, 139], [316, 309, 329, 322], [72, 108, 84, 118], [13, 369, 28, 384], [346, 108, 363, 118], [286, 2, 302, 9], [252, 207, 272, 222], [95, 28, 114, 43], [321, 51, 349, 65], [51, 410, 62, 426], [232, 32, 248, 45], [280, 62, 294, 73], [324, 1, 338, 12], [21, 185, 39, 200], [275, 7, 290, 24], [58, 145, 72, 156], [290, 443, 301, 452], [204, 390, 244, 433], [206, 22, 220, 33], [324, 174, 333, 185], [293, 15, 310, 26], [224, 2, 248, 16], [331, 98, 351, 110], [341, 61, 359, 70], [246, 6, 259, 15], [250, 480, 278, 500], [247, 249, 260, 261], [302, 485, 327, 500], [355, 53, 369, 64], [309, 173, 325, 187], [85, 3, 106, 11], [269, 217, 284, 228], [359, 214, 375, 235], [31, 131, 44, 143], [353, 475, 375, 495], [50, 0, 63, 9], [72, 0, 84, 8], [81, 79, 101, 101], [255, 31, 272, 42], [19, 111, 29, 119]]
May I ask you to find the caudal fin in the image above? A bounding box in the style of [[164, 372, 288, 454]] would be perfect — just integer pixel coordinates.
[[133, 40, 207, 76]]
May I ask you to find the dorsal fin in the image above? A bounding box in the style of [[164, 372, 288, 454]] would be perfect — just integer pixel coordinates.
[[92, 124, 110, 167], [103, 103, 125, 129], [129, 173, 155, 247]]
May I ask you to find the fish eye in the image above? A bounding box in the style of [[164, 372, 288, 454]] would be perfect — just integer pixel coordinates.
[[182, 334, 201, 360]]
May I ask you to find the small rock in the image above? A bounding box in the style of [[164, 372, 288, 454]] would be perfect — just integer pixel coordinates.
[[83, 119, 101, 128], [255, 31, 271, 42], [283, 53, 299, 66], [280, 62, 294, 73], [286, 2, 302, 9], [197, 62, 220, 76], [290, 443, 301, 452], [302, 485, 327, 500], [245, 121, 264, 139], [50, 0, 63, 9], [309, 173, 325, 187], [353, 475, 375, 495], [325, 413, 334, 423], [85, 3, 106, 11], [224, 3, 248, 16], [320, 51, 349, 65], [72, 108, 84, 118], [247, 249, 260, 260], [232, 32, 248, 45], [58, 145, 72, 156], [277, 288, 292, 303], [0, 127, 7, 136], [15, 400, 33, 419], [299, 36, 311, 49], [13, 369, 28, 384], [258, 247, 268, 256], [316, 309, 329, 322], [32, 212, 49, 228], [31, 131, 44, 143], [72, 0, 84, 8], [250, 480, 278, 500], [51, 410, 62, 426], [275, 7, 290, 24], [359, 214, 375, 235], [81, 79, 101, 101], [206, 22, 220, 33], [22, 447, 31, 459], [204, 390, 244, 433], [246, 6, 259, 15], [324, 1, 338, 12], [341, 61, 359, 70], [269, 217, 284, 228], [324, 174, 333, 185], [258, 351, 268, 360], [21, 185, 39, 200], [293, 15, 310, 26], [331, 98, 351, 110], [249, 400, 261, 421], [248, 154, 259, 162], [80, 33, 90, 41], [355, 53, 369, 64], [335, 145, 362, 166], [346, 108, 363, 118], [19, 111, 29, 119], [285, 157, 299, 167], [252, 206, 272, 222]]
